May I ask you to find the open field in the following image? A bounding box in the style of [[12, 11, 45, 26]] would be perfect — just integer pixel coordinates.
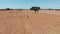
[[0, 10, 60, 34]]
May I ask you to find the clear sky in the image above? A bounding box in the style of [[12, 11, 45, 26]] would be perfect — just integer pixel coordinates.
[[0, 0, 60, 9]]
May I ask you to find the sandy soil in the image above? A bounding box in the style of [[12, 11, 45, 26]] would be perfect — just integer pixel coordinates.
[[0, 10, 60, 34]]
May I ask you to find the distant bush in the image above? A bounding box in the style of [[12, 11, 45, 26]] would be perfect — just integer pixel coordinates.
[[48, 8, 53, 10], [49, 8, 51, 10], [30, 6, 40, 13], [17, 9, 23, 10], [6, 8, 10, 10]]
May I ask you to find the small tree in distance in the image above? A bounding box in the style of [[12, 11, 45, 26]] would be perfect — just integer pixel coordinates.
[[30, 6, 40, 13], [6, 8, 10, 10], [49, 8, 51, 10], [48, 8, 53, 10]]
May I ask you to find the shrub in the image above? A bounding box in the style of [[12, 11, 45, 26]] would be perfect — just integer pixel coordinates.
[[17, 9, 23, 10], [6, 8, 10, 10], [49, 8, 51, 10], [30, 6, 40, 13], [48, 8, 53, 10]]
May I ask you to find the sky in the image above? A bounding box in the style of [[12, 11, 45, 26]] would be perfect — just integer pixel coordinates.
[[0, 0, 60, 9]]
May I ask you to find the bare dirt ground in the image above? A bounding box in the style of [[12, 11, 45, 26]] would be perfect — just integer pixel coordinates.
[[0, 10, 60, 34]]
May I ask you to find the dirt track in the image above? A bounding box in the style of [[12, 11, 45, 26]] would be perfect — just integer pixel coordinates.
[[0, 10, 60, 34]]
